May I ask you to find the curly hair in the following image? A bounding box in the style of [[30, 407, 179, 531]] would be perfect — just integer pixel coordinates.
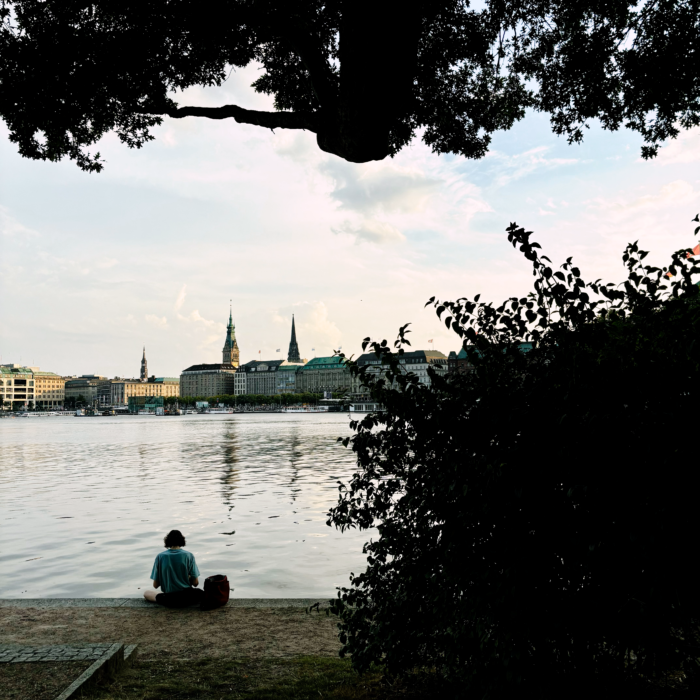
[[163, 530, 186, 548]]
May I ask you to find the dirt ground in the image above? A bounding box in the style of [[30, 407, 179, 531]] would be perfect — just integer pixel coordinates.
[[0, 606, 341, 661]]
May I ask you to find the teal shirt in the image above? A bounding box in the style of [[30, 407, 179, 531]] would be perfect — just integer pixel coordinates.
[[150, 548, 200, 593]]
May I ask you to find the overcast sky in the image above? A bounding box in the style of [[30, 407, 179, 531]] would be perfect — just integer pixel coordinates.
[[2, 64, 699, 378]]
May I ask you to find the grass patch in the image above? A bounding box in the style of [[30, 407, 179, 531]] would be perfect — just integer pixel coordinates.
[[0, 661, 93, 700], [75, 655, 694, 700], [82, 656, 442, 700]]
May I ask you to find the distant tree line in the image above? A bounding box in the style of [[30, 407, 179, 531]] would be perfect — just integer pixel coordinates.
[[169, 393, 325, 408]]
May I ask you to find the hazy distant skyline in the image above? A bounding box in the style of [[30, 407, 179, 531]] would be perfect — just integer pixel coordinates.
[[2, 63, 700, 378]]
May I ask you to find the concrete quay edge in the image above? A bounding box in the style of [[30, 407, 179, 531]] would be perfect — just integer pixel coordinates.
[[0, 597, 333, 609], [54, 642, 124, 700]]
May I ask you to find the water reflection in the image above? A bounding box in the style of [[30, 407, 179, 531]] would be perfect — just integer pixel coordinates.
[[219, 426, 240, 508], [0, 414, 369, 598]]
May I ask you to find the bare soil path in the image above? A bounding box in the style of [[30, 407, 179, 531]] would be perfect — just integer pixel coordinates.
[[0, 605, 340, 661]]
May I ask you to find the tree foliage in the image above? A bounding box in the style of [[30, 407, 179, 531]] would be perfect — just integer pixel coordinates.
[[177, 392, 322, 407], [328, 219, 700, 695], [1, 0, 699, 169]]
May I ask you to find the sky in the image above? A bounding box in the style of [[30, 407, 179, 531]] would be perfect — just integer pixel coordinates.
[[2, 63, 700, 378]]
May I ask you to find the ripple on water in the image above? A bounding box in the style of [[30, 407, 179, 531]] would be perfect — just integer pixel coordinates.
[[0, 413, 371, 598]]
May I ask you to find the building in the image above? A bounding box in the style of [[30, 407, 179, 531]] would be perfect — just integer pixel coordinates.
[[237, 359, 286, 395], [33, 371, 66, 408], [111, 376, 180, 406], [179, 364, 236, 398], [128, 395, 165, 415], [64, 375, 111, 406], [0, 365, 36, 409], [296, 356, 351, 395], [447, 342, 534, 374], [180, 308, 239, 398], [352, 350, 449, 394], [277, 363, 300, 394], [233, 368, 247, 395]]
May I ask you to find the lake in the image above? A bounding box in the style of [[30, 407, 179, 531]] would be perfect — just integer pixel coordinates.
[[0, 413, 370, 598]]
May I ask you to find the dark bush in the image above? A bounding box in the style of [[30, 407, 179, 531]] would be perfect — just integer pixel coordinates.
[[328, 221, 700, 696]]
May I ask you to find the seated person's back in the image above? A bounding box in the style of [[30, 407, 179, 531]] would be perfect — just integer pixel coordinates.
[[151, 547, 198, 593], [144, 529, 204, 607]]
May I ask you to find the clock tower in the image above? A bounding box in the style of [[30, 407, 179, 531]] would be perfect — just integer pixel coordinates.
[[222, 307, 240, 367]]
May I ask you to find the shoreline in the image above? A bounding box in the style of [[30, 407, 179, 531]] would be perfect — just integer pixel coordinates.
[[0, 598, 328, 609]]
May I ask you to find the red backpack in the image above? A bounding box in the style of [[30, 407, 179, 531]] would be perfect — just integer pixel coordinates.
[[201, 574, 230, 610]]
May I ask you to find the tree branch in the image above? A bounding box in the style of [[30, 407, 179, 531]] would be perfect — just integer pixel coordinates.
[[164, 104, 319, 132]]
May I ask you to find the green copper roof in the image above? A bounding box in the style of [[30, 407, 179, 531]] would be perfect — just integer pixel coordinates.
[[299, 356, 347, 370]]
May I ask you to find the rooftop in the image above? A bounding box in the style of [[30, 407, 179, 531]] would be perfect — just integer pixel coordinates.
[[240, 360, 285, 372], [299, 356, 347, 370], [182, 364, 237, 373], [456, 342, 534, 360], [0, 366, 34, 375], [356, 350, 447, 365]]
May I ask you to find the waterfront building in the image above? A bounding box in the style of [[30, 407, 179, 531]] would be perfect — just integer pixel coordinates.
[[111, 376, 180, 406], [180, 309, 239, 397], [33, 371, 66, 408], [128, 395, 165, 415], [233, 367, 247, 395], [0, 365, 36, 409], [0, 365, 64, 409], [351, 350, 449, 394], [296, 356, 351, 395], [237, 359, 285, 396], [179, 364, 236, 398], [277, 363, 300, 394], [448, 347, 474, 374], [447, 342, 533, 375], [65, 375, 111, 406]]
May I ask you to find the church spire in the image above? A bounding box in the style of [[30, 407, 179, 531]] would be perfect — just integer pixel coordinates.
[[140, 346, 148, 382], [222, 303, 240, 367], [287, 315, 301, 363]]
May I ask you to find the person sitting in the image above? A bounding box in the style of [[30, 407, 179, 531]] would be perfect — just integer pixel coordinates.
[[143, 529, 204, 608]]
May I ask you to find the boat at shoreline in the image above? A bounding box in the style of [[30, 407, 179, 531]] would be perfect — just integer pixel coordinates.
[[17, 411, 62, 417]]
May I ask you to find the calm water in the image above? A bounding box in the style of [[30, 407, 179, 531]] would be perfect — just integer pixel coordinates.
[[0, 414, 370, 598]]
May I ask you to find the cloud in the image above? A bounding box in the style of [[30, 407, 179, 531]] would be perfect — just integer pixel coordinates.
[[96, 258, 119, 269], [332, 219, 406, 244], [321, 159, 442, 216], [589, 180, 697, 215], [174, 284, 187, 311], [655, 127, 700, 165], [485, 146, 579, 187], [273, 130, 319, 164], [0, 206, 39, 238], [145, 314, 168, 328], [177, 309, 220, 328]]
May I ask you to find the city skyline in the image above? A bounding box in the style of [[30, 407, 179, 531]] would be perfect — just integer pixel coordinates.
[[3, 63, 700, 377]]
